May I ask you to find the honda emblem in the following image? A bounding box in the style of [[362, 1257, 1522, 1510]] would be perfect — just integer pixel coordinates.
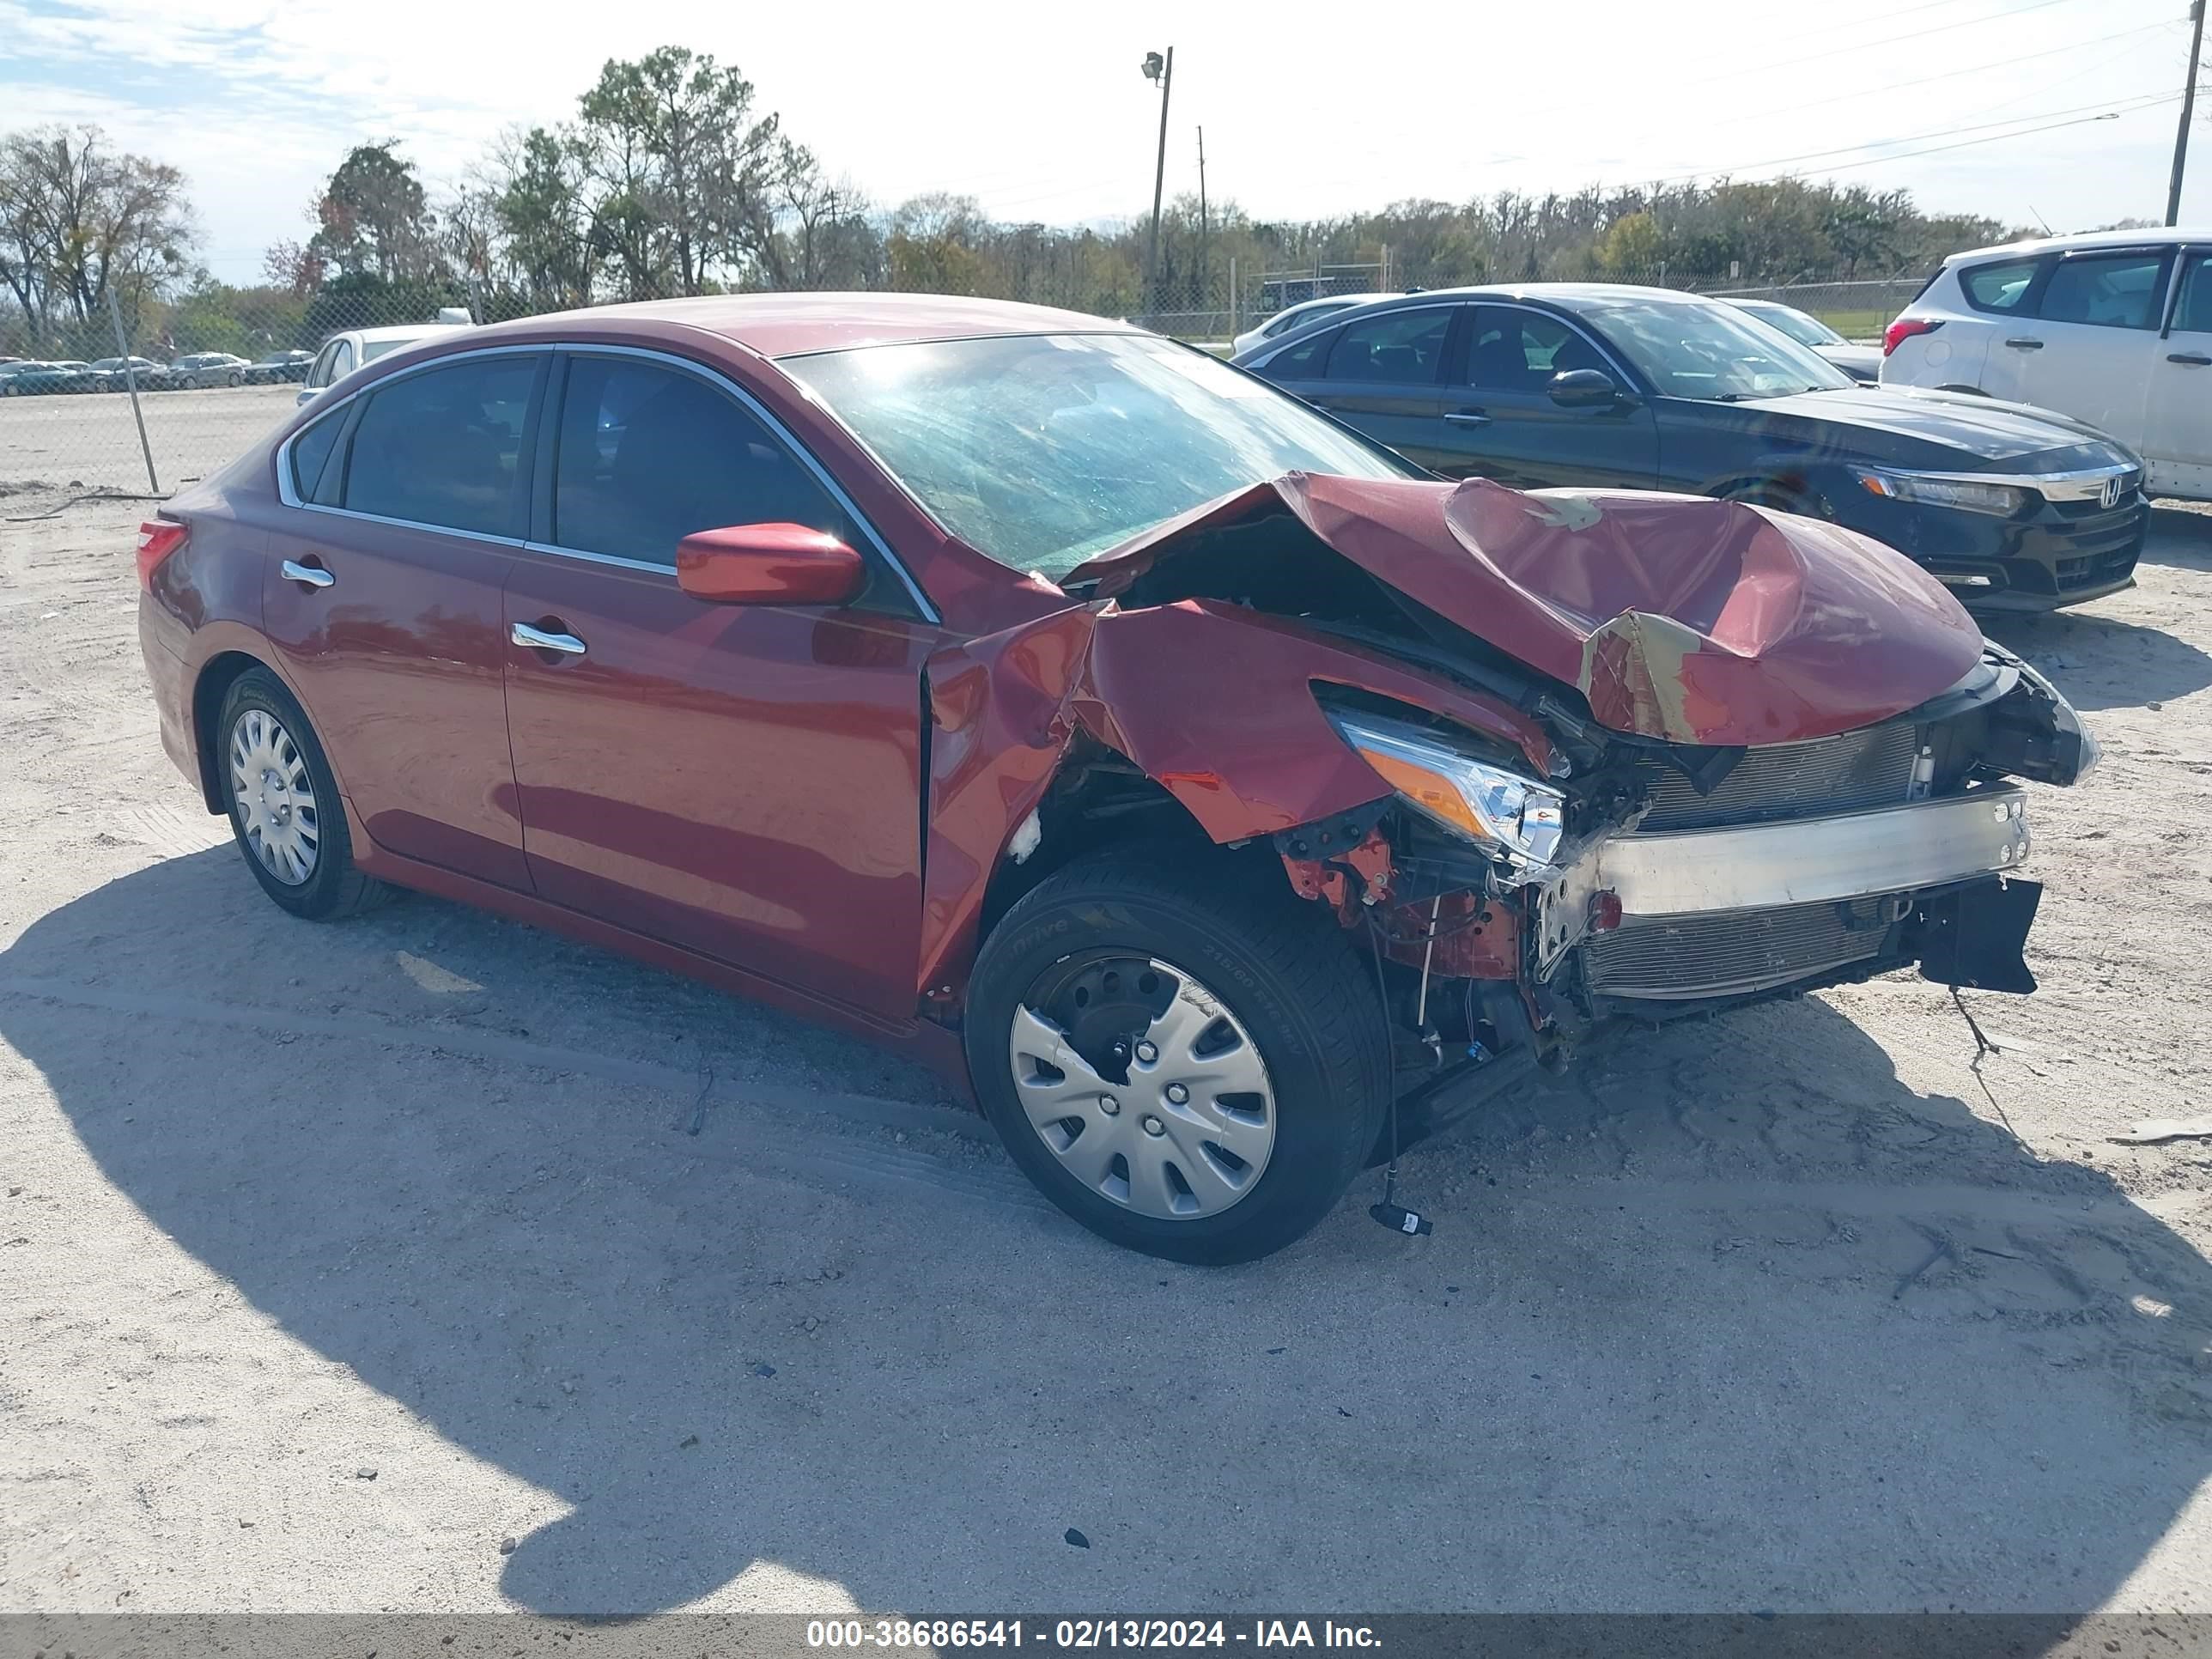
[[2100, 475, 2124, 509]]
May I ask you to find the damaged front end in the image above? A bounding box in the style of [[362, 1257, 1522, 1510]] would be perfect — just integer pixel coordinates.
[[1050, 473, 2098, 1149]]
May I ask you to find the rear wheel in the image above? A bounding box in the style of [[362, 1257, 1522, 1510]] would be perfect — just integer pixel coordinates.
[[966, 852, 1390, 1263], [217, 668, 388, 921], [227, 370, 243, 386]]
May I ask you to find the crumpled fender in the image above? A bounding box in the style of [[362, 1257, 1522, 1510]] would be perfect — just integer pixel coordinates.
[[914, 597, 1556, 1000], [1069, 472, 1986, 747]]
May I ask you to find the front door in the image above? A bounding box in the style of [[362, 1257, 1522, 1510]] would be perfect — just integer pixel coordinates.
[[1432, 303, 1660, 489], [501, 350, 938, 1019], [262, 349, 545, 889], [2146, 246, 2212, 497]]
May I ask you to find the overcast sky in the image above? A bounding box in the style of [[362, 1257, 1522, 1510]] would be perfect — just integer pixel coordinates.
[[4, 0, 2207, 286]]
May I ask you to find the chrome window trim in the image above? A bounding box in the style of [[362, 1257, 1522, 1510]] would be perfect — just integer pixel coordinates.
[[270, 339, 938, 621], [273, 343, 550, 514]]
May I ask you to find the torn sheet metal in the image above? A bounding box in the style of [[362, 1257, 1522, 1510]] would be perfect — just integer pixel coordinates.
[[912, 595, 1554, 1000], [1069, 472, 1986, 748]]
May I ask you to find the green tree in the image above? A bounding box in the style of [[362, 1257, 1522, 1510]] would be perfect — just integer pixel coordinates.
[[307, 143, 442, 283]]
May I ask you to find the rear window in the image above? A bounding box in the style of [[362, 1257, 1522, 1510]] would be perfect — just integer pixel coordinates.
[[1322, 307, 1452, 384], [1960, 257, 2043, 313], [289, 410, 343, 501]]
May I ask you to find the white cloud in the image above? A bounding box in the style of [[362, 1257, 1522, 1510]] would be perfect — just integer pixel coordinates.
[[4, 0, 2205, 284]]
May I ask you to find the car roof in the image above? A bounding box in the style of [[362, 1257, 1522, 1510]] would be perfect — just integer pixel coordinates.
[[462, 292, 1138, 359], [1944, 225, 2212, 262], [345, 324, 474, 344]]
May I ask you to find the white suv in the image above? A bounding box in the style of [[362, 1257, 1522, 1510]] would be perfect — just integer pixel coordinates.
[[1881, 228, 2212, 501]]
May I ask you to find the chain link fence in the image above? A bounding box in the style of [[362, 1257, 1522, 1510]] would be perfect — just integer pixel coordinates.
[[0, 269, 1924, 499]]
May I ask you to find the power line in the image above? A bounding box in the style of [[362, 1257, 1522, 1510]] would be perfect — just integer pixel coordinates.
[[1678, 0, 2083, 86], [1737, 95, 2181, 181], [1658, 87, 2184, 180], [1703, 19, 2178, 128]]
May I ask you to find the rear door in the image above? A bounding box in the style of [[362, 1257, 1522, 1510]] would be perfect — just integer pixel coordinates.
[[262, 349, 545, 888], [1997, 246, 2170, 445], [2146, 246, 2212, 496], [500, 349, 939, 1018], [1273, 305, 1457, 468], [1431, 303, 1660, 489]]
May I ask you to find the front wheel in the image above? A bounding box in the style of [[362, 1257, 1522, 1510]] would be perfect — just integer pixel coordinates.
[[227, 371, 242, 386], [966, 853, 1390, 1263]]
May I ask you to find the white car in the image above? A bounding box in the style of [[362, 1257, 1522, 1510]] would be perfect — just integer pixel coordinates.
[[1230, 292, 1394, 358], [296, 313, 476, 407], [1881, 228, 2212, 501]]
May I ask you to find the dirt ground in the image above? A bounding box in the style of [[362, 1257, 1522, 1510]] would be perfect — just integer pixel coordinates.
[[2, 486, 2210, 1618]]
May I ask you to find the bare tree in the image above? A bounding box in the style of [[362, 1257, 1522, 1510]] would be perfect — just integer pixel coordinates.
[[0, 125, 195, 338]]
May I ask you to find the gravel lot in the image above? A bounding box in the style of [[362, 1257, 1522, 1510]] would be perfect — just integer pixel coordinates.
[[2, 473, 2210, 1619], [0, 384, 298, 495]]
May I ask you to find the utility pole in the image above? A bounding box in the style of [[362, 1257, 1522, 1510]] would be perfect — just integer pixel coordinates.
[[2169, 0, 2206, 225], [1142, 46, 1174, 313], [1196, 125, 1210, 302]]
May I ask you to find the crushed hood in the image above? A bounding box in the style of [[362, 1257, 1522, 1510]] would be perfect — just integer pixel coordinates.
[[1066, 473, 1986, 747]]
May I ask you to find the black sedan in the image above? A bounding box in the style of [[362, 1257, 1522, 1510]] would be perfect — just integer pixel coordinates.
[[243, 349, 313, 385], [1234, 284, 2147, 611]]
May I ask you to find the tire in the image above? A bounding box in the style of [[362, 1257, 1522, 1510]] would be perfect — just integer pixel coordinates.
[[965, 850, 1391, 1264], [228, 371, 242, 386], [216, 668, 389, 921]]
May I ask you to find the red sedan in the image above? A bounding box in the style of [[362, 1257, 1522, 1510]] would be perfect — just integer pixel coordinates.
[[137, 294, 2095, 1262]]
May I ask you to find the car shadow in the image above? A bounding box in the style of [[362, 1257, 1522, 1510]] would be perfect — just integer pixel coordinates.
[[2142, 505, 2212, 572], [1981, 610, 2212, 711], [3, 849, 2210, 1615]]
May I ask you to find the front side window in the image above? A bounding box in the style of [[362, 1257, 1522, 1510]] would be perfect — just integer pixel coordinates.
[[1960, 257, 2043, 313], [1322, 307, 1451, 385], [341, 355, 537, 536], [1465, 307, 1608, 392], [2037, 252, 2169, 330], [551, 356, 849, 567], [785, 332, 1413, 581]]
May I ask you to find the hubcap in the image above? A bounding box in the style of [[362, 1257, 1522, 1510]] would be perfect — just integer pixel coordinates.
[[1008, 956, 1276, 1221], [228, 708, 319, 886]]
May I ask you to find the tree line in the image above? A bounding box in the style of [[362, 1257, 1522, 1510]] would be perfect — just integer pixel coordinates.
[[3, 44, 2032, 360]]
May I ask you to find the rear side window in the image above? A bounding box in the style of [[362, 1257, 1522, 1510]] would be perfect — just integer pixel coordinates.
[[1265, 327, 1334, 378], [342, 355, 538, 536], [1960, 258, 2043, 313], [2039, 251, 2170, 330], [2172, 251, 2212, 336], [289, 410, 343, 501], [1465, 306, 1608, 391], [550, 356, 850, 568], [1322, 307, 1452, 384]]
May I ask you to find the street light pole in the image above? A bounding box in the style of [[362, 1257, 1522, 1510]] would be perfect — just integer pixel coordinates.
[[1142, 46, 1174, 313], [2170, 0, 2206, 226]]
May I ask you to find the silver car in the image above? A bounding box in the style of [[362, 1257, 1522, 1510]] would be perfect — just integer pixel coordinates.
[[166, 352, 252, 390]]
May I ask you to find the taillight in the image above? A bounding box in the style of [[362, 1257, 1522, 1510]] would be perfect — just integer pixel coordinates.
[[1883, 316, 1943, 357], [136, 520, 187, 589]]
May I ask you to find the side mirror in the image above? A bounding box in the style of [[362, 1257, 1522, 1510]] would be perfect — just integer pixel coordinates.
[[1549, 368, 1622, 410], [675, 523, 866, 606]]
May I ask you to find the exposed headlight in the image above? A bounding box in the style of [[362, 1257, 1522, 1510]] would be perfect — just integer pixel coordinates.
[[1328, 711, 1565, 867], [1854, 469, 2027, 517]]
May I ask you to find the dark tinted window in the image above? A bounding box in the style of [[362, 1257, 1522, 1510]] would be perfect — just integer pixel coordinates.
[[2038, 252, 2168, 330], [1322, 307, 1451, 384], [342, 354, 537, 536], [1266, 327, 1334, 378], [1960, 257, 2043, 313], [1465, 307, 1608, 391], [2172, 251, 2212, 336], [551, 356, 848, 567], [289, 410, 343, 501]]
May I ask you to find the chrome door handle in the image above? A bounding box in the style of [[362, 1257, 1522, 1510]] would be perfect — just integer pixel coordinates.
[[2003, 337, 2044, 349], [511, 621, 586, 656], [2168, 351, 2212, 366], [1443, 410, 1492, 426], [279, 560, 333, 588]]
